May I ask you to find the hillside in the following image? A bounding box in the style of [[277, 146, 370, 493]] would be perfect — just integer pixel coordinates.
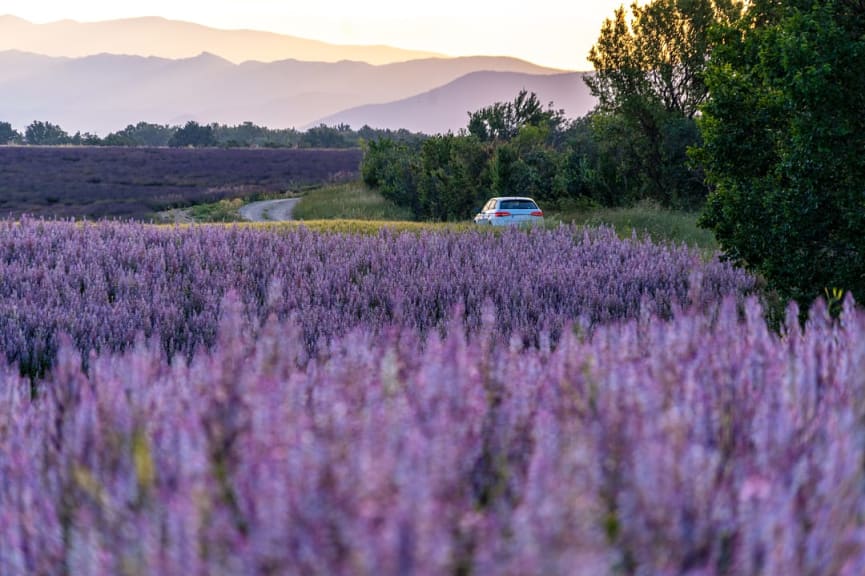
[[0, 51, 572, 134]]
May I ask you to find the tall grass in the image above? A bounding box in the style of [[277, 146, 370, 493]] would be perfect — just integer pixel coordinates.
[[293, 182, 413, 221], [189, 198, 244, 222], [548, 199, 717, 252]]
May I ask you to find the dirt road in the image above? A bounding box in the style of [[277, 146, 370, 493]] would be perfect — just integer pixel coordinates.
[[238, 198, 301, 222]]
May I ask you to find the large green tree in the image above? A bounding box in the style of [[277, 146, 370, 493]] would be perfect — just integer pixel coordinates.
[[25, 121, 70, 145], [417, 134, 491, 220], [697, 0, 865, 307], [586, 0, 741, 208], [587, 0, 738, 118], [0, 122, 21, 144], [299, 124, 354, 149], [104, 122, 175, 147], [467, 90, 565, 143], [168, 121, 217, 148], [361, 139, 421, 215]]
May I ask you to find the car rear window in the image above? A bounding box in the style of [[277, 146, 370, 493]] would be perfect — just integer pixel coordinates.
[[499, 199, 538, 210]]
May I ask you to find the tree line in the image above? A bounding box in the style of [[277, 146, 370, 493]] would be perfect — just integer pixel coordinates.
[[0, 120, 426, 149], [361, 0, 738, 221], [361, 81, 711, 223], [363, 0, 865, 310]]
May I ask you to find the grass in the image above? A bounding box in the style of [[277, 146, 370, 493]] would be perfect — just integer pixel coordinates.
[[292, 182, 414, 221], [546, 199, 718, 253], [188, 198, 244, 222]]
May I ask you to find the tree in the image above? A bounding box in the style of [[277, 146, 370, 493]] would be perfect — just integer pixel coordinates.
[[105, 122, 175, 147], [168, 121, 217, 148], [587, 0, 739, 119], [25, 121, 70, 145], [299, 124, 353, 149], [467, 90, 565, 143], [361, 139, 420, 214], [585, 0, 741, 207], [0, 122, 22, 144], [69, 132, 102, 146], [416, 134, 491, 220], [696, 0, 865, 307], [490, 124, 560, 203], [361, 92, 592, 220]]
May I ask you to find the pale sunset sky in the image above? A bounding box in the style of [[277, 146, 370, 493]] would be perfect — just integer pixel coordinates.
[[0, 0, 632, 70]]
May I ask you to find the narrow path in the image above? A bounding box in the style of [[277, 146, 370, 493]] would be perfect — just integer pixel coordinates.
[[238, 198, 302, 222]]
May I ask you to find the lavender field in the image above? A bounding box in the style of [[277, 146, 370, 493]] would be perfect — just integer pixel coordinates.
[[0, 147, 361, 220], [2, 220, 863, 575], [0, 220, 751, 380]]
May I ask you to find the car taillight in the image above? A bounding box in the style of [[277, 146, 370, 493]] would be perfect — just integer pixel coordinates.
[[531, 210, 543, 217], [493, 211, 511, 217]]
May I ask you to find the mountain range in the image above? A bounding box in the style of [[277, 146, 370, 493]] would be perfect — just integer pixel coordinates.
[[0, 16, 596, 135], [319, 71, 594, 135], [0, 15, 442, 65]]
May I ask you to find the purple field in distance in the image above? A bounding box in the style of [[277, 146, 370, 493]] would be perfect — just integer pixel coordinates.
[[0, 146, 362, 220]]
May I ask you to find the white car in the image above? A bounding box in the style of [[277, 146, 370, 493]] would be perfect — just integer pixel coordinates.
[[473, 197, 544, 226]]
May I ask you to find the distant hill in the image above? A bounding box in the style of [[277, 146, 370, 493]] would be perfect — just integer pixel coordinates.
[[314, 71, 596, 133], [0, 15, 443, 65], [0, 51, 571, 134]]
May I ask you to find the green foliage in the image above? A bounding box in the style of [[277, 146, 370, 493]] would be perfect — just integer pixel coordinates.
[[69, 132, 102, 146], [490, 133, 559, 203], [299, 124, 355, 149], [467, 90, 565, 142], [552, 117, 618, 206], [25, 121, 70, 145], [214, 121, 296, 148], [552, 200, 718, 253], [189, 198, 244, 222], [293, 183, 413, 221], [417, 134, 492, 220], [363, 92, 578, 222], [587, 0, 738, 118], [214, 122, 426, 150], [103, 122, 175, 147], [361, 71, 721, 222], [0, 121, 22, 145], [168, 121, 217, 148], [10, 119, 426, 150], [361, 138, 421, 214], [697, 0, 865, 306], [585, 0, 740, 209]]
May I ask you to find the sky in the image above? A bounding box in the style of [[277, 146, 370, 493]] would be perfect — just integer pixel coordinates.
[[0, 0, 631, 70]]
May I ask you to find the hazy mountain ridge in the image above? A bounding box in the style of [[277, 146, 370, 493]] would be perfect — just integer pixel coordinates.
[[0, 15, 444, 65], [0, 51, 586, 135], [316, 71, 596, 133]]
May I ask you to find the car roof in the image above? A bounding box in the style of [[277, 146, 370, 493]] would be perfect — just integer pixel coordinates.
[[489, 196, 537, 202]]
